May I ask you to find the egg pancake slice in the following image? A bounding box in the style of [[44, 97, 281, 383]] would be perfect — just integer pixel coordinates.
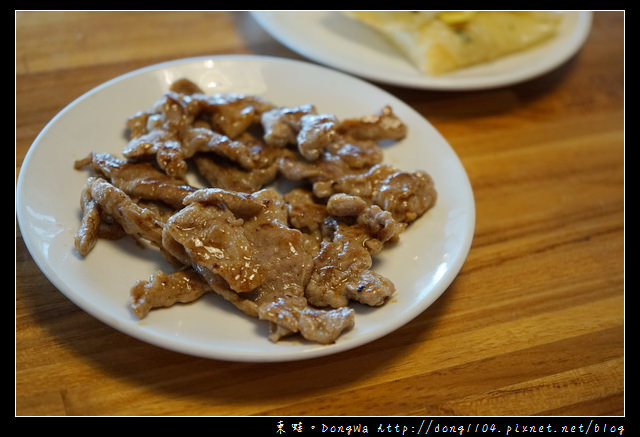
[[344, 11, 563, 75]]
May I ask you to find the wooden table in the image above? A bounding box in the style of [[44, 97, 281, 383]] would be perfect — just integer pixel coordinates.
[[16, 11, 624, 418]]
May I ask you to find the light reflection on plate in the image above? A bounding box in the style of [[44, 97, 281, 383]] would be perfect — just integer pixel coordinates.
[[16, 55, 475, 362]]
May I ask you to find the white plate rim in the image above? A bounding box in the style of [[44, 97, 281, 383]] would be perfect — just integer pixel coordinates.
[[16, 54, 475, 362], [250, 10, 593, 90]]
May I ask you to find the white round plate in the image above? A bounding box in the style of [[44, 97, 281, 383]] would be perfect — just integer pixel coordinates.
[[16, 55, 475, 362], [250, 11, 592, 90]]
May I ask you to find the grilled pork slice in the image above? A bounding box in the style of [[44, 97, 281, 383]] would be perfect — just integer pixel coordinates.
[[130, 269, 210, 319], [74, 177, 165, 256], [74, 152, 196, 209], [314, 163, 437, 224]]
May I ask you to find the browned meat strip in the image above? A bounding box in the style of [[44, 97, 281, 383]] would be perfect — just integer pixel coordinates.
[[345, 270, 396, 307], [278, 149, 368, 187], [182, 128, 282, 171], [122, 128, 187, 177], [317, 164, 437, 223], [297, 113, 339, 161], [162, 200, 263, 291], [74, 182, 101, 256], [277, 138, 384, 197], [139, 91, 203, 134], [331, 138, 384, 169], [283, 188, 328, 238], [325, 192, 368, 216], [193, 153, 279, 193], [337, 105, 407, 141], [169, 77, 204, 95], [305, 219, 396, 308], [258, 294, 355, 344], [261, 104, 316, 147], [326, 193, 405, 249], [130, 269, 210, 319], [167, 79, 276, 139], [162, 188, 313, 294], [75, 152, 197, 208], [80, 177, 165, 248], [200, 93, 275, 139]]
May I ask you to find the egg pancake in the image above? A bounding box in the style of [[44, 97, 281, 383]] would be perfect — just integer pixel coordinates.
[[344, 11, 563, 75]]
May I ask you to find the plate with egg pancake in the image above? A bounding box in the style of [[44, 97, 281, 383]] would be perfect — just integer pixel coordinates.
[[251, 11, 592, 90]]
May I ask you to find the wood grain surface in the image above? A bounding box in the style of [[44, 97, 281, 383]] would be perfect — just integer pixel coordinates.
[[15, 11, 624, 417]]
